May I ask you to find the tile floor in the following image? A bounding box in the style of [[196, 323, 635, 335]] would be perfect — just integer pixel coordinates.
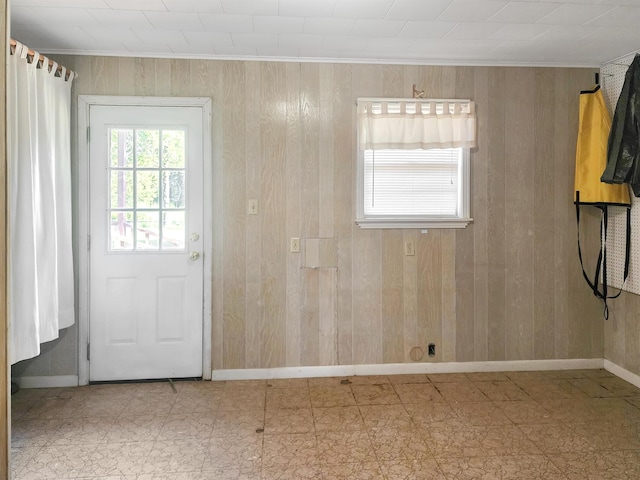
[[10, 368, 640, 479]]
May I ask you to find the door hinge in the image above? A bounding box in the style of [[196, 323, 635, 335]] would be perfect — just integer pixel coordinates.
[[87, 343, 90, 361], [87, 234, 91, 251], [87, 126, 90, 141]]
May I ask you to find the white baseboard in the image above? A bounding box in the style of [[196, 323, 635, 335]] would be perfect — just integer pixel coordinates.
[[604, 359, 640, 389], [211, 358, 604, 381], [13, 375, 79, 389]]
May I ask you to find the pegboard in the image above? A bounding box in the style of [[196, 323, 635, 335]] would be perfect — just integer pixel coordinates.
[[601, 52, 640, 295]]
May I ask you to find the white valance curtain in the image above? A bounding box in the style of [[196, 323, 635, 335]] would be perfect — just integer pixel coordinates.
[[8, 41, 76, 364], [358, 99, 477, 151]]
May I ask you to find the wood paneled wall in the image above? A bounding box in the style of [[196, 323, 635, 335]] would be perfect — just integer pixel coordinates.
[[16, 55, 606, 376]]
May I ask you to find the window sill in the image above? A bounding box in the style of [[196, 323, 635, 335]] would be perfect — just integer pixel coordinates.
[[355, 218, 473, 229]]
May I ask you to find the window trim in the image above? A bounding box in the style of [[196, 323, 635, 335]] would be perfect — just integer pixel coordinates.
[[355, 147, 472, 230]]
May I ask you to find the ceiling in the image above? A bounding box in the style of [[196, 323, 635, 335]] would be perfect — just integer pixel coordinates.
[[9, 0, 640, 67]]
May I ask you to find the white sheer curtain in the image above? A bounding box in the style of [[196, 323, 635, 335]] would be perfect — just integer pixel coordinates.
[[8, 42, 75, 364], [358, 99, 477, 151]]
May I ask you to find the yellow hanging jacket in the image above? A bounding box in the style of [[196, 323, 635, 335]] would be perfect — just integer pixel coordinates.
[[574, 86, 630, 207]]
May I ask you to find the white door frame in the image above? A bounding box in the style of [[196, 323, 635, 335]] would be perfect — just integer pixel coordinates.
[[77, 95, 213, 385]]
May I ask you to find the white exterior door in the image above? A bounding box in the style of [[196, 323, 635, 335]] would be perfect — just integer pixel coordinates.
[[88, 104, 204, 381]]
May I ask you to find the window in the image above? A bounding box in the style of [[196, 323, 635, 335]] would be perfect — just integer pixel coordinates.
[[356, 98, 475, 229]]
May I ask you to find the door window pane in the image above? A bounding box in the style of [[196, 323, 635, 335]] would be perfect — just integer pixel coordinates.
[[163, 171, 185, 209], [137, 171, 160, 208], [162, 130, 185, 168], [110, 129, 133, 168], [136, 211, 160, 250], [110, 211, 134, 250], [110, 170, 133, 209], [162, 211, 185, 250], [136, 129, 159, 167]]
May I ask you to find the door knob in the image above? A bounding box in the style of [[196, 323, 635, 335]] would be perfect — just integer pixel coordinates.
[[189, 251, 200, 261]]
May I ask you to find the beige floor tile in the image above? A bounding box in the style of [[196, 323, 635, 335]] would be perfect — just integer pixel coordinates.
[[21, 396, 76, 420], [597, 376, 640, 397], [420, 423, 484, 458], [433, 382, 489, 403], [11, 418, 63, 448], [473, 425, 542, 456], [313, 406, 365, 432], [267, 378, 309, 389], [466, 372, 511, 382], [548, 451, 626, 480], [174, 380, 226, 394], [405, 402, 458, 427], [171, 392, 221, 414], [437, 455, 566, 479], [348, 375, 390, 385], [493, 400, 557, 425], [218, 388, 266, 411], [143, 438, 208, 474], [204, 434, 262, 471], [262, 433, 318, 468], [518, 423, 595, 453], [121, 394, 176, 416], [427, 373, 470, 383], [11, 445, 42, 479], [569, 378, 617, 398], [266, 387, 312, 409], [514, 380, 587, 401], [505, 371, 548, 381], [307, 376, 349, 387], [388, 374, 431, 384], [80, 440, 154, 476], [104, 414, 164, 443], [368, 427, 432, 462], [224, 380, 267, 390], [474, 380, 531, 401], [394, 382, 445, 403], [535, 399, 598, 424], [379, 459, 447, 479], [212, 409, 265, 437], [543, 370, 588, 380], [309, 385, 356, 407], [451, 402, 512, 426], [50, 417, 112, 445], [264, 407, 315, 434], [261, 464, 323, 479], [195, 466, 261, 479], [158, 412, 215, 440], [604, 450, 640, 479], [351, 383, 401, 405], [359, 404, 414, 432], [577, 421, 640, 451], [316, 430, 376, 464], [15, 443, 98, 480], [321, 461, 385, 479], [588, 397, 640, 425]]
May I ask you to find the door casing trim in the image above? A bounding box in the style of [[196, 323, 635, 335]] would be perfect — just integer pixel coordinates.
[[77, 95, 213, 385]]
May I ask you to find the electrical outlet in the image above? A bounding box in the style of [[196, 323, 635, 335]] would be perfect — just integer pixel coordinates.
[[290, 237, 300, 253], [428, 343, 436, 357], [247, 199, 258, 215], [404, 240, 415, 256]]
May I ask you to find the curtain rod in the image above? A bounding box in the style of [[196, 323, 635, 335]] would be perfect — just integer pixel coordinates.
[[9, 39, 76, 81]]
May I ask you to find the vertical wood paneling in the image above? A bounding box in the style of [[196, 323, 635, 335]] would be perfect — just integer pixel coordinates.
[[472, 67, 489, 361], [259, 62, 287, 368], [418, 231, 443, 362], [222, 61, 247, 369], [333, 63, 353, 365], [533, 68, 556, 359], [134, 58, 155, 96], [351, 65, 383, 365], [318, 64, 337, 365], [22, 57, 606, 381], [285, 63, 302, 366], [300, 63, 320, 366], [455, 66, 475, 362], [505, 68, 535, 360], [487, 67, 507, 361]]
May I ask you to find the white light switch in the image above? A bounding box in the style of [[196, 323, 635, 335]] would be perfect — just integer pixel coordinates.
[[404, 241, 415, 256], [247, 199, 258, 215], [290, 237, 300, 253]]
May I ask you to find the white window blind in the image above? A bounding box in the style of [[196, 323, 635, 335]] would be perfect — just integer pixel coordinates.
[[363, 148, 461, 217]]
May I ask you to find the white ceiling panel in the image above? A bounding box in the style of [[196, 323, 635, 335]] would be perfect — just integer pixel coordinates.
[[253, 16, 305, 35], [437, 1, 508, 22], [331, 0, 395, 19], [398, 21, 456, 39], [104, 0, 166, 11], [278, 0, 336, 18], [143, 12, 203, 31], [162, 0, 223, 13], [8, 0, 640, 66], [199, 13, 254, 33], [384, 0, 451, 21], [488, 2, 561, 23], [536, 4, 614, 25]]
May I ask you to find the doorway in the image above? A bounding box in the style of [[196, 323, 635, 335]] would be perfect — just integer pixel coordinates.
[[77, 96, 212, 383]]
